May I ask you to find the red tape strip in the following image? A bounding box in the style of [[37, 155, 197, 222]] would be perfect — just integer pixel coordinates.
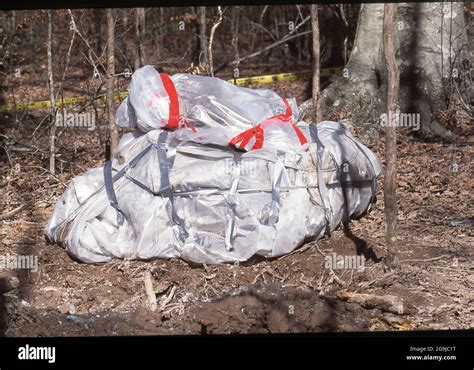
[[160, 73, 180, 130], [229, 97, 307, 150]]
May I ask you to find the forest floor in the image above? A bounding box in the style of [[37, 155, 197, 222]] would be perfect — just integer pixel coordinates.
[[0, 74, 472, 336]]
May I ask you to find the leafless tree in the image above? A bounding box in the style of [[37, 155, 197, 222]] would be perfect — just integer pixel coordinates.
[[300, 2, 468, 140], [230, 6, 241, 72], [106, 8, 119, 158], [47, 10, 57, 175], [198, 6, 208, 70], [310, 4, 321, 123], [383, 3, 399, 263], [134, 8, 146, 70], [208, 6, 224, 77]]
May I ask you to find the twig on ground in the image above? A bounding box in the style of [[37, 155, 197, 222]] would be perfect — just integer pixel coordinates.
[[160, 285, 177, 311], [358, 271, 397, 289], [143, 270, 157, 311], [399, 254, 450, 264], [0, 204, 27, 221]]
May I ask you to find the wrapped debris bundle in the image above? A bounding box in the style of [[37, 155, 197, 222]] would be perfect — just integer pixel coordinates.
[[46, 66, 382, 264]]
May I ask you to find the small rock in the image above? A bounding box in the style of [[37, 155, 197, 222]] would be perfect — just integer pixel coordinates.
[[59, 303, 76, 315]]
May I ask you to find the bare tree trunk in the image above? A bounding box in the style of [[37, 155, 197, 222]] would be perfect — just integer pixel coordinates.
[[310, 4, 322, 123], [383, 3, 399, 264], [230, 7, 240, 72], [299, 4, 384, 122], [120, 10, 130, 66], [93, 9, 105, 56], [198, 6, 208, 69], [157, 7, 164, 58], [208, 6, 224, 77], [106, 9, 119, 158], [343, 4, 385, 91], [299, 2, 467, 140], [134, 8, 146, 70], [47, 10, 57, 175], [250, 5, 268, 53]]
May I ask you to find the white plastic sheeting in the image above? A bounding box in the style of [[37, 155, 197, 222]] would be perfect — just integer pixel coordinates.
[[45, 66, 382, 264]]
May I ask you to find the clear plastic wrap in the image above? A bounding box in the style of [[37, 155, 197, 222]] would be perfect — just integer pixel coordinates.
[[46, 66, 382, 264]]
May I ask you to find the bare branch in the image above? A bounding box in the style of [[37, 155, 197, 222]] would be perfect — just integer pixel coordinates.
[[215, 15, 311, 73], [208, 6, 225, 77]]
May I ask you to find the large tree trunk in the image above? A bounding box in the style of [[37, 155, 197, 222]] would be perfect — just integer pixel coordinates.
[[396, 2, 467, 139], [299, 2, 468, 141], [300, 4, 384, 123], [106, 9, 119, 159]]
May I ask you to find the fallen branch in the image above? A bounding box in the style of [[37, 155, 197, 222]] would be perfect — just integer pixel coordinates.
[[143, 270, 157, 311], [0, 205, 26, 221], [160, 285, 177, 311], [398, 254, 450, 264], [336, 290, 411, 315], [358, 271, 396, 288], [328, 269, 346, 287]]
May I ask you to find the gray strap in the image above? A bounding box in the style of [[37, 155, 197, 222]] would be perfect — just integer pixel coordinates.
[[53, 143, 151, 236], [102, 144, 154, 227], [123, 174, 159, 195], [269, 150, 285, 225], [309, 125, 332, 236], [104, 160, 124, 225], [260, 150, 285, 226], [224, 154, 242, 251], [157, 131, 188, 242]]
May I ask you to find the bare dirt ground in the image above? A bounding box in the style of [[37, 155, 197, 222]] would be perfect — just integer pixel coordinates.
[[0, 78, 472, 336]]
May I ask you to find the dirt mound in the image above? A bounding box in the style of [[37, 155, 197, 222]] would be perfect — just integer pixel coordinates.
[[191, 284, 372, 334]]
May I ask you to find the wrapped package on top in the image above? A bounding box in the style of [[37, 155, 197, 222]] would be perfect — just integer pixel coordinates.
[[116, 65, 307, 152], [116, 66, 185, 131]]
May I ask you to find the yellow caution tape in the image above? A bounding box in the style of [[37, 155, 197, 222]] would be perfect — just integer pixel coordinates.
[[228, 67, 342, 86], [0, 68, 341, 112], [0, 91, 129, 113]]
